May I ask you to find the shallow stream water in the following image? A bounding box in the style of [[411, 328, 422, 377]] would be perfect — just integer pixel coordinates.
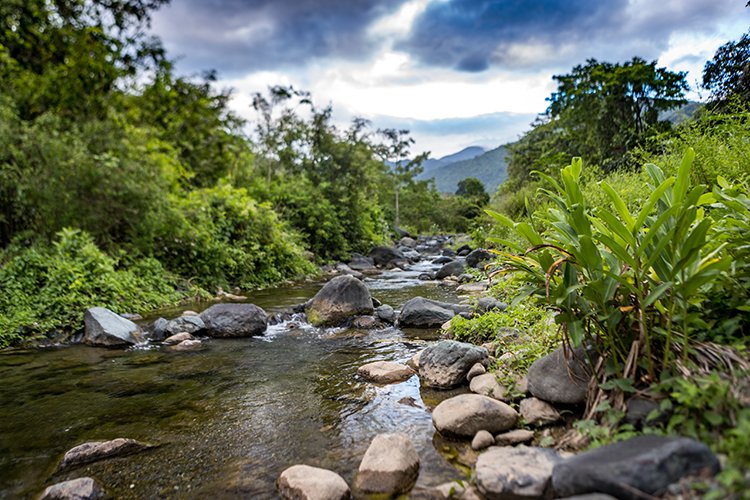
[[0, 260, 475, 498]]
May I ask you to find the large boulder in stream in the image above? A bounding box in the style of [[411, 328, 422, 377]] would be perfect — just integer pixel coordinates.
[[432, 394, 518, 437], [277, 464, 350, 500], [83, 307, 144, 346], [199, 303, 268, 337], [354, 433, 420, 496], [306, 275, 374, 326], [418, 340, 489, 388], [397, 298, 470, 328], [552, 435, 721, 499], [40, 477, 105, 500], [465, 248, 494, 269], [369, 246, 406, 267]]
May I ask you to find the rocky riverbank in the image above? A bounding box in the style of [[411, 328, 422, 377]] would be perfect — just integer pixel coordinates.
[[22, 234, 722, 499]]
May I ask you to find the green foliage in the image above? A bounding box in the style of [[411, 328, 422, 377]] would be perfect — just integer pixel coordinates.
[[487, 151, 747, 383], [142, 182, 316, 289], [0, 229, 186, 348], [449, 275, 557, 375], [547, 57, 688, 171], [703, 30, 750, 103], [456, 177, 490, 206]]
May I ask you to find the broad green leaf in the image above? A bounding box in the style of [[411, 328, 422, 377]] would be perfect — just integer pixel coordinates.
[[485, 209, 515, 228], [600, 181, 635, 229], [634, 177, 676, 231], [673, 148, 695, 205], [643, 282, 673, 308]]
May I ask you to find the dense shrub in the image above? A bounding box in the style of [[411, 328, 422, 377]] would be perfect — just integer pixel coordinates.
[[0, 229, 186, 347]]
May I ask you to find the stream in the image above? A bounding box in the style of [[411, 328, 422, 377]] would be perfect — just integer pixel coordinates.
[[0, 258, 475, 498]]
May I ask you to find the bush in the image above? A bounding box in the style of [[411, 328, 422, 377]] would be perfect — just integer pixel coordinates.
[[0, 229, 186, 347]]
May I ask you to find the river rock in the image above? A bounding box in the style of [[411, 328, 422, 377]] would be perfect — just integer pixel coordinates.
[[60, 438, 152, 470], [527, 347, 592, 404], [163, 332, 195, 345], [83, 307, 143, 347], [200, 303, 268, 337], [475, 297, 507, 314], [432, 394, 518, 437], [354, 433, 419, 496], [456, 282, 488, 293], [375, 304, 396, 324], [358, 361, 415, 384], [351, 315, 383, 329], [435, 261, 466, 279], [469, 373, 507, 401], [399, 236, 417, 248], [551, 435, 721, 499], [456, 244, 472, 256], [471, 430, 495, 451], [475, 446, 562, 500], [146, 317, 169, 342], [169, 339, 203, 351], [347, 255, 377, 273], [40, 477, 104, 500], [495, 429, 535, 446], [432, 256, 454, 265], [466, 362, 486, 381], [305, 275, 373, 326], [164, 315, 205, 336], [335, 263, 364, 280], [465, 249, 494, 269], [398, 298, 455, 328], [520, 397, 561, 426], [276, 464, 350, 500], [369, 246, 405, 267], [407, 351, 423, 371], [419, 340, 489, 389]]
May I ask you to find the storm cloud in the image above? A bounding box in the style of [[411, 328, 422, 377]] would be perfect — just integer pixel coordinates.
[[151, 0, 406, 75], [399, 0, 740, 72]]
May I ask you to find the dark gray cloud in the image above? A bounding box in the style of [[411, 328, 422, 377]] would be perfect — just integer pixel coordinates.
[[151, 0, 406, 75], [399, 0, 741, 72]]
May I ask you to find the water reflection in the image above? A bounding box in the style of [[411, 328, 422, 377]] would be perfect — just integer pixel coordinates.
[[0, 261, 467, 498]]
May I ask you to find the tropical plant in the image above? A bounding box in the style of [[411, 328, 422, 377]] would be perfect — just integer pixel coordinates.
[[486, 149, 743, 412]]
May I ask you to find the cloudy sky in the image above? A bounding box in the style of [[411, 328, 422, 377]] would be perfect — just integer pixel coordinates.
[[151, 0, 749, 158]]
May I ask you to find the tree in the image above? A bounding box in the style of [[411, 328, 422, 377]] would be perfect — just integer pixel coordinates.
[[546, 57, 688, 170], [456, 177, 489, 206], [703, 31, 750, 103]]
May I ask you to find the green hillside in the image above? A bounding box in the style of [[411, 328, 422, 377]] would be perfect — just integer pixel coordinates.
[[420, 145, 509, 193]]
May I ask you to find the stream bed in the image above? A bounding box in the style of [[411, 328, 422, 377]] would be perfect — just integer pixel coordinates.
[[0, 260, 474, 498]]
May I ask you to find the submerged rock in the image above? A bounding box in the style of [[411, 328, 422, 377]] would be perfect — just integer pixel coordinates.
[[527, 346, 592, 404], [305, 275, 374, 327], [277, 464, 350, 500], [40, 477, 104, 500], [357, 361, 415, 384], [551, 435, 721, 499], [83, 307, 143, 347], [200, 303, 268, 337], [419, 340, 489, 389], [163, 332, 195, 345], [475, 446, 562, 500], [59, 438, 152, 470], [432, 394, 517, 437], [169, 339, 203, 351], [354, 433, 420, 496]]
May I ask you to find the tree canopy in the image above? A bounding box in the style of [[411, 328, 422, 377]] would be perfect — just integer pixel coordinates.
[[703, 31, 750, 104]]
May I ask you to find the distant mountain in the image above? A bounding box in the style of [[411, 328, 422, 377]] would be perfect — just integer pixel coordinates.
[[420, 146, 486, 174], [417, 145, 509, 194], [660, 101, 702, 125]]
